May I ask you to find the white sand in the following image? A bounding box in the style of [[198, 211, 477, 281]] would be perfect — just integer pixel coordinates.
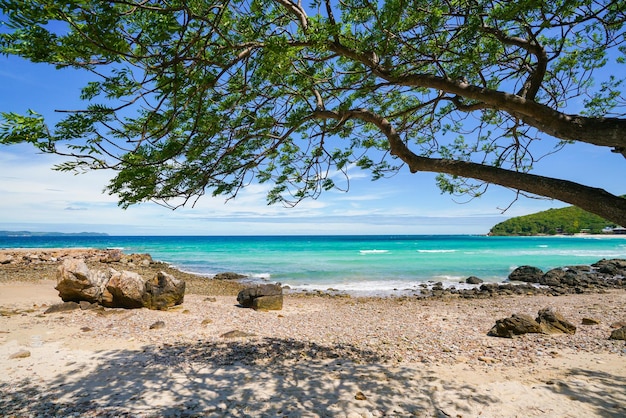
[[1, 281, 625, 417]]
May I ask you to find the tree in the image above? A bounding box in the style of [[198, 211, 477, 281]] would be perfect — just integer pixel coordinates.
[[1, 0, 625, 224]]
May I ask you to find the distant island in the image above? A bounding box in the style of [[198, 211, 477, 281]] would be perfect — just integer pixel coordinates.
[[0, 231, 109, 237], [489, 205, 624, 236]]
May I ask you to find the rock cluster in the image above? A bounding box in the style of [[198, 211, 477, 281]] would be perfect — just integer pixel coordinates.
[[508, 259, 626, 294], [56, 258, 185, 310], [424, 258, 626, 299], [488, 307, 577, 338]]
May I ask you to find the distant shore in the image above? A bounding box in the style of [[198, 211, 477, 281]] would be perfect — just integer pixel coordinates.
[[1, 248, 626, 416]]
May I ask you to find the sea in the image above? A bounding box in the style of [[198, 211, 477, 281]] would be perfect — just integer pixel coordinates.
[[2, 234, 626, 296]]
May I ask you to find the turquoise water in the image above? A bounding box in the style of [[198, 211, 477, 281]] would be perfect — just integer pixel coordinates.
[[2, 235, 626, 295]]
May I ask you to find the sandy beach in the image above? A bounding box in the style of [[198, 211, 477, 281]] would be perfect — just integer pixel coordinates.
[[1, 250, 625, 417]]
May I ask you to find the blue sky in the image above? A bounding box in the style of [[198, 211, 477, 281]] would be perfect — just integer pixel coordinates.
[[1, 52, 624, 235]]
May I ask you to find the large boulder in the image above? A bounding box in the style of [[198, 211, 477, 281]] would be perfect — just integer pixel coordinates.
[[536, 307, 577, 334], [56, 258, 185, 310], [143, 271, 185, 310], [104, 270, 146, 308], [488, 307, 576, 338], [56, 258, 110, 303], [237, 284, 283, 310], [487, 314, 542, 338], [508, 266, 544, 283]]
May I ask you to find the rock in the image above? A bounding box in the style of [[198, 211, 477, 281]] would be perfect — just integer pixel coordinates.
[[9, 350, 31, 359], [609, 326, 626, 340], [536, 307, 576, 335], [610, 320, 626, 329], [237, 284, 283, 310], [0, 254, 14, 264], [100, 249, 123, 263], [252, 295, 284, 311], [105, 270, 146, 309], [143, 271, 185, 310], [540, 269, 565, 287], [465, 276, 483, 284], [54, 258, 186, 310], [56, 258, 109, 303], [44, 301, 81, 314], [592, 259, 626, 275], [355, 391, 367, 400], [213, 272, 247, 280], [149, 320, 165, 330], [220, 330, 256, 338], [581, 317, 600, 325], [508, 266, 544, 283], [488, 313, 542, 338]]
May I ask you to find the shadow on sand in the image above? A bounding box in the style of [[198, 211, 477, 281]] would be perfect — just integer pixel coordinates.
[[2, 337, 624, 417], [0, 337, 500, 417]]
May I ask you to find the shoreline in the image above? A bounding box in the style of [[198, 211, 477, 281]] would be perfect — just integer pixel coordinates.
[[2, 249, 626, 416]]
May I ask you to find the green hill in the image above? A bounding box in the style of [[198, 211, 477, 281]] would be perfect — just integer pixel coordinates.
[[489, 206, 619, 236]]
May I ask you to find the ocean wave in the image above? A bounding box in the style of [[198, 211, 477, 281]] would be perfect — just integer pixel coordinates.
[[417, 249, 457, 253], [359, 249, 389, 254]]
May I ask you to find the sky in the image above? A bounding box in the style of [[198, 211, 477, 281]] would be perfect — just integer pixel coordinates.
[[1, 37, 624, 236]]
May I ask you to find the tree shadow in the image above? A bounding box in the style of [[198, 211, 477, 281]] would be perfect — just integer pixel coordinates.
[[0, 337, 499, 417], [543, 367, 626, 418]]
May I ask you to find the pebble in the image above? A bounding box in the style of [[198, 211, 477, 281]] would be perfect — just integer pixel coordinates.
[[9, 350, 31, 359]]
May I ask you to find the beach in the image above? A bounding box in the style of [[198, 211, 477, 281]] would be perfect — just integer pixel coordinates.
[[1, 249, 625, 417]]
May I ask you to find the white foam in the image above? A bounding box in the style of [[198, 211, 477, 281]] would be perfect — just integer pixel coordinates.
[[359, 249, 389, 254], [417, 249, 457, 253]]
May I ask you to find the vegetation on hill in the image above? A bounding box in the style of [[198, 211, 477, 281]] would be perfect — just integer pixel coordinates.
[[489, 206, 618, 236]]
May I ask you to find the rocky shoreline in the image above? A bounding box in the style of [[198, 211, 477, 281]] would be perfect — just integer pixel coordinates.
[[2, 248, 626, 300]]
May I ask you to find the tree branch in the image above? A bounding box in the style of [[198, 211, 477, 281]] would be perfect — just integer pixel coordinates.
[[312, 108, 626, 226]]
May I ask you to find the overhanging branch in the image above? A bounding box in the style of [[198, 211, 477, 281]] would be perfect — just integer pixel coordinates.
[[312, 108, 626, 226]]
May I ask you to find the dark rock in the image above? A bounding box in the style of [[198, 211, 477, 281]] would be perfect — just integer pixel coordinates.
[[488, 314, 542, 338], [252, 295, 284, 311], [44, 301, 80, 314], [237, 284, 283, 310], [213, 272, 247, 280], [536, 307, 577, 335], [609, 326, 626, 340], [593, 259, 626, 276], [149, 320, 165, 330], [508, 266, 544, 283], [465, 276, 483, 284], [143, 271, 185, 310], [581, 318, 600, 325], [540, 269, 564, 286]]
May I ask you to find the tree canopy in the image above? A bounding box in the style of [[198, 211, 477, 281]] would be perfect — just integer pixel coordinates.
[[1, 0, 625, 224]]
